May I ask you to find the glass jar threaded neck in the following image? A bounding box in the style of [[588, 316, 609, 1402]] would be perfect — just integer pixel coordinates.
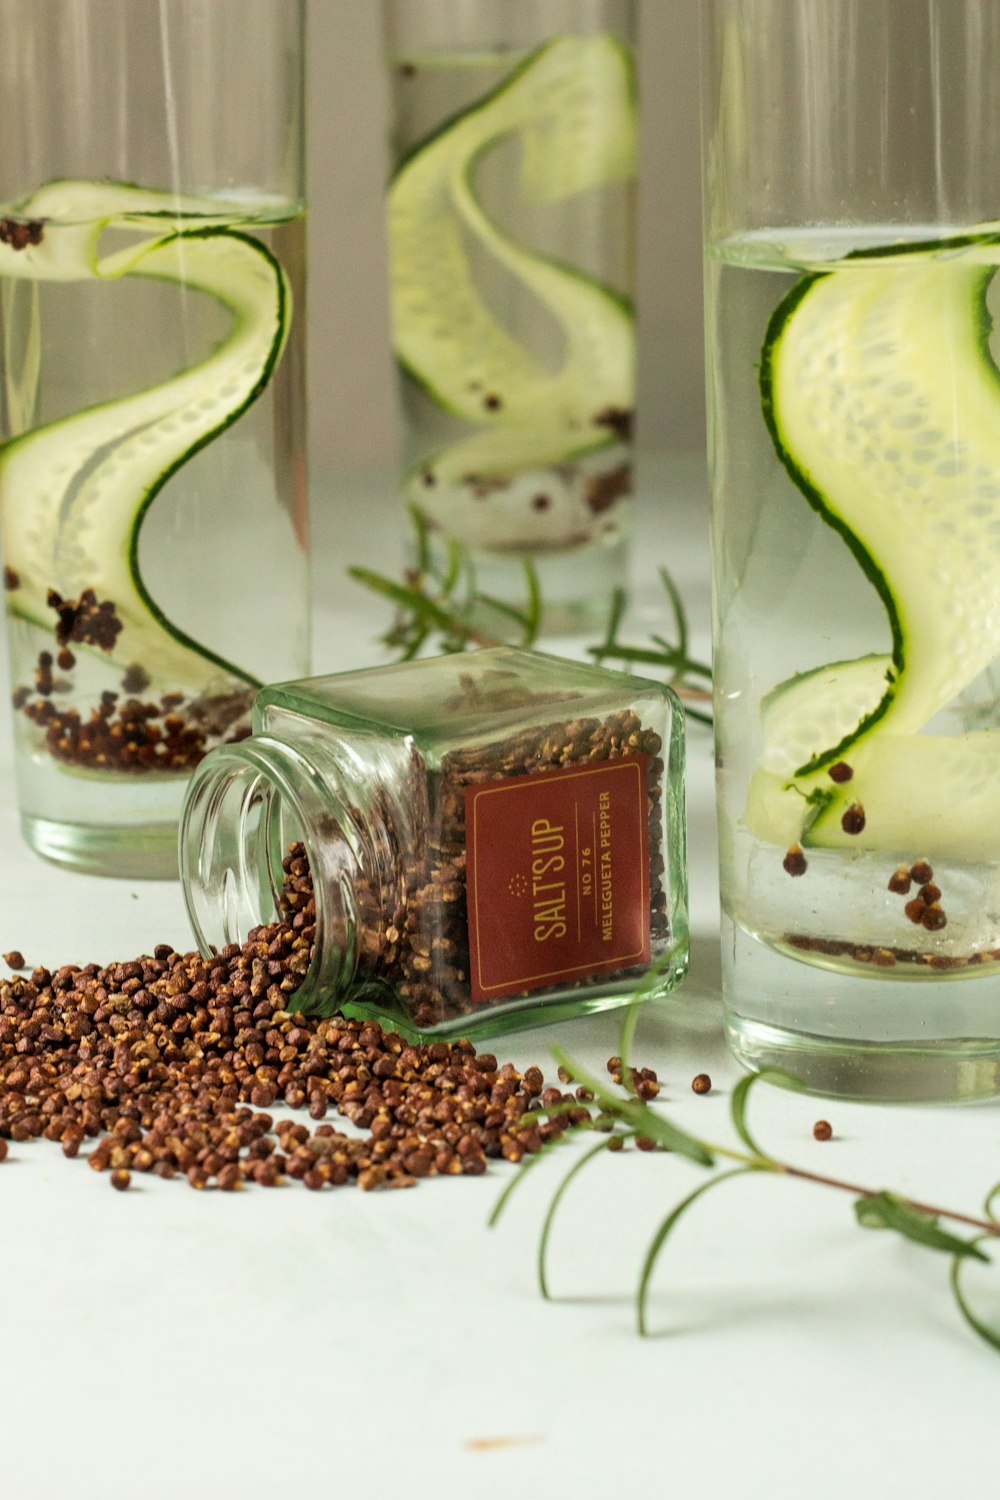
[[179, 733, 376, 1012]]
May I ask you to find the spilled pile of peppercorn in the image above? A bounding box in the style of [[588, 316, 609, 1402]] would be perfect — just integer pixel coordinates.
[[0, 844, 658, 1192]]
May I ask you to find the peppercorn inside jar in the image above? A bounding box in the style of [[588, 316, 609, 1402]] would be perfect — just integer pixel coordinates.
[[179, 647, 688, 1040]]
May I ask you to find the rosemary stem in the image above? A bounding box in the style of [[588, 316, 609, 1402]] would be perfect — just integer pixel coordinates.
[[701, 1140, 1000, 1239]]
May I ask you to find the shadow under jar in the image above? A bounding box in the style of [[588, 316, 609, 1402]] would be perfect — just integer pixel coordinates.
[[179, 648, 688, 1040]]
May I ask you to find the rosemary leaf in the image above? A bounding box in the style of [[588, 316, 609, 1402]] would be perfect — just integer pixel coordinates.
[[591, 586, 628, 665], [950, 1246, 1000, 1353], [538, 1137, 629, 1300], [730, 1068, 805, 1159], [659, 564, 689, 665], [636, 1167, 759, 1337], [985, 1180, 1000, 1224], [487, 1126, 588, 1228], [855, 1191, 991, 1262], [520, 558, 542, 645], [347, 567, 458, 634]]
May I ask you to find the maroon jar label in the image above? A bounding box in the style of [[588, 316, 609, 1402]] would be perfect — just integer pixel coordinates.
[[464, 754, 650, 1003]]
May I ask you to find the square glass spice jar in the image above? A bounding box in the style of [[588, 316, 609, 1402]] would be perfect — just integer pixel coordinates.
[[179, 648, 687, 1039]]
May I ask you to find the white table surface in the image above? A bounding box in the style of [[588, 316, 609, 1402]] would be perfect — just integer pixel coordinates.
[[0, 456, 996, 1500]]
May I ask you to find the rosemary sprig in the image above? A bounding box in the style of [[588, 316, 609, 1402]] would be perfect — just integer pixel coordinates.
[[349, 510, 712, 720], [588, 569, 713, 725], [491, 1060, 1000, 1353], [348, 506, 541, 659]]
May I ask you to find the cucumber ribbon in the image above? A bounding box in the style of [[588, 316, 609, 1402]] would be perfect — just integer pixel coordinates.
[[749, 231, 1000, 858], [387, 35, 636, 529], [0, 179, 291, 694]]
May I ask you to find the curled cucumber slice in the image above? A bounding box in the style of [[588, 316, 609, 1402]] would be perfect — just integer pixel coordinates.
[[0, 179, 291, 694], [751, 229, 1000, 856], [387, 35, 636, 529]]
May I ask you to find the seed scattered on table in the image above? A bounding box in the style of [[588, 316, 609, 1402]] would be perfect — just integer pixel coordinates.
[[0, 846, 656, 1197], [2, 951, 25, 971], [110, 1168, 131, 1191], [812, 1120, 833, 1142], [691, 1073, 712, 1095]]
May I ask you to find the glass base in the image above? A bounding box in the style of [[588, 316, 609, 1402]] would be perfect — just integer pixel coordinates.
[[21, 813, 180, 880], [340, 988, 661, 1045], [722, 916, 1000, 1102], [726, 1013, 1000, 1103]]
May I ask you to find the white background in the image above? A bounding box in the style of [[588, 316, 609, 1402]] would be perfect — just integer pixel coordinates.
[[0, 460, 997, 1499]]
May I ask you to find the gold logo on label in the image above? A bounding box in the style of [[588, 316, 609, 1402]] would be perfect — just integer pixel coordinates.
[[508, 873, 529, 898]]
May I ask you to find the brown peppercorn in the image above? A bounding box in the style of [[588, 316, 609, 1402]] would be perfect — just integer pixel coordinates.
[[918, 882, 942, 905], [910, 859, 934, 885], [840, 803, 866, 835], [887, 865, 912, 895], [254, 1159, 282, 1187], [522, 1066, 544, 1095], [691, 1073, 712, 1095], [828, 762, 854, 783], [812, 1120, 833, 1142], [635, 1136, 657, 1152], [921, 903, 947, 932], [904, 898, 927, 925], [110, 1168, 132, 1191], [3, 950, 25, 970], [782, 844, 808, 877], [0, 843, 632, 1209]]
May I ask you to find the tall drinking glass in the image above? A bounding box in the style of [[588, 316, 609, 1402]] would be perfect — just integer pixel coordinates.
[[703, 0, 1000, 1100], [381, 0, 637, 630], [0, 0, 309, 878]]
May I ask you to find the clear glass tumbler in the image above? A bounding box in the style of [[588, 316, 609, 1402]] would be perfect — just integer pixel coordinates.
[[0, 0, 309, 878], [703, 0, 1000, 1100], [381, 0, 637, 631]]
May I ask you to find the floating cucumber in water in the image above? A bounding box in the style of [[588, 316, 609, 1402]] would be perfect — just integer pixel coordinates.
[[387, 35, 635, 539], [748, 230, 1000, 859], [0, 179, 291, 694]]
